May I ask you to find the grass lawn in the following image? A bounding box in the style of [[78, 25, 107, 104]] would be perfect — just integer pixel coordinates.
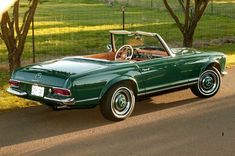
[[0, 0, 234, 110], [0, 0, 235, 62], [0, 86, 38, 111], [0, 71, 39, 111]]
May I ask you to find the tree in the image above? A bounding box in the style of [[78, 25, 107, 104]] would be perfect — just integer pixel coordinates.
[[0, 0, 38, 72], [163, 0, 209, 47]]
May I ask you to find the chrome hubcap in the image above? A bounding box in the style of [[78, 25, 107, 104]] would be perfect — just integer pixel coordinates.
[[115, 94, 128, 111], [111, 87, 135, 118], [199, 70, 219, 95], [202, 76, 214, 89]]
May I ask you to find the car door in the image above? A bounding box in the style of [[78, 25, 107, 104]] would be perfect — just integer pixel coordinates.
[[173, 53, 208, 81], [136, 56, 182, 93]]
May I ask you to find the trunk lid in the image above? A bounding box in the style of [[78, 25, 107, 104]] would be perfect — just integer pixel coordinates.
[[13, 57, 110, 87]]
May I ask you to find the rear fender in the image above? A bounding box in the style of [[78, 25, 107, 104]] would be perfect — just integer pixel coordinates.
[[99, 76, 139, 99]]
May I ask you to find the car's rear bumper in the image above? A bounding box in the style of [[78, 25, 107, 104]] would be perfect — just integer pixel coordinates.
[[221, 71, 228, 76], [7, 87, 75, 105], [44, 96, 75, 105], [7, 87, 27, 96]]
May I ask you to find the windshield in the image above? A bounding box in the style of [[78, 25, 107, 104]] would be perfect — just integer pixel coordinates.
[[113, 34, 166, 52]]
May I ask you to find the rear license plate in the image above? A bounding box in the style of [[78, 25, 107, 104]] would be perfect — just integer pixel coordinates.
[[31, 85, 45, 97]]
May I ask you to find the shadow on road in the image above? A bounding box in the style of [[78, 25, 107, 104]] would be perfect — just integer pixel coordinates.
[[133, 97, 202, 116], [0, 96, 203, 147]]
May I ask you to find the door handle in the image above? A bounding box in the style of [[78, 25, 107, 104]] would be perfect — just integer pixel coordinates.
[[142, 68, 150, 72]]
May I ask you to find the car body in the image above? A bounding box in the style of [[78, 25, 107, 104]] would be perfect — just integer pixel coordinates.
[[7, 30, 227, 121]]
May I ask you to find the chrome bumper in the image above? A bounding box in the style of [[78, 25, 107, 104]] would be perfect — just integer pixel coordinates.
[[221, 71, 228, 76], [7, 88, 27, 96], [7, 87, 75, 105], [44, 97, 75, 105]]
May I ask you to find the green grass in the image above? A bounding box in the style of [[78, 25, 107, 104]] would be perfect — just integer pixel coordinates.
[[0, 0, 235, 63], [0, 0, 235, 110], [0, 70, 39, 111], [0, 87, 39, 111]]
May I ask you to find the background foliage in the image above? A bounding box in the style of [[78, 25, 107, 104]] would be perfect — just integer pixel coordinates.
[[0, 0, 234, 65]]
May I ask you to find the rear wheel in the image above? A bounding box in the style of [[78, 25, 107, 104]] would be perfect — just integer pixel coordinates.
[[191, 67, 221, 98], [100, 83, 135, 121]]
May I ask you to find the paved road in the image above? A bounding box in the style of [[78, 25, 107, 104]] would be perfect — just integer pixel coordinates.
[[0, 68, 234, 156]]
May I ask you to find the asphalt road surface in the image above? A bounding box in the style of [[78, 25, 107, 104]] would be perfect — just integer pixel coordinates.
[[0, 68, 234, 156]]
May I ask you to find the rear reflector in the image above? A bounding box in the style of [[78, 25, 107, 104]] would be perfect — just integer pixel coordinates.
[[52, 88, 71, 96], [9, 80, 20, 87]]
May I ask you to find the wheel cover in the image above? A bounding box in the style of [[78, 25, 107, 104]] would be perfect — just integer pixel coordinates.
[[111, 87, 135, 118], [198, 69, 220, 96]]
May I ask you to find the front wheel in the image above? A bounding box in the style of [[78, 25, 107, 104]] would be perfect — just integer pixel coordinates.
[[100, 83, 135, 121], [191, 67, 221, 98]]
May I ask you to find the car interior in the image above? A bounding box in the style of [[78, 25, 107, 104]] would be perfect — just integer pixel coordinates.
[[86, 47, 169, 61], [85, 34, 169, 62]]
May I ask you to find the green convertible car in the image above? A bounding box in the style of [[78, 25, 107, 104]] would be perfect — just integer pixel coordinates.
[[7, 30, 227, 121]]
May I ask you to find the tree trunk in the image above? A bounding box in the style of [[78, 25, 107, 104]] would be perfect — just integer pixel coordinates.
[[0, 0, 38, 73], [183, 32, 194, 47], [8, 57, 21, 73], [8, 48, 21, 72], [163, 0, 209, 48]]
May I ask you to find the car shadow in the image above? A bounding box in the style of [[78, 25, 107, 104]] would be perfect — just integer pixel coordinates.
[[133, 97, 202, 116], [0, 95, 203, 148]]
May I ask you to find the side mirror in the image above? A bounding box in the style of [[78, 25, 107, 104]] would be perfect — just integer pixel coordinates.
[[106, 44, 112, 52]]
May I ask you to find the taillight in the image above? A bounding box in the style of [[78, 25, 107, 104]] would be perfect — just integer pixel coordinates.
[[52, 88, 71, 96], [9, 80, 20, 88]]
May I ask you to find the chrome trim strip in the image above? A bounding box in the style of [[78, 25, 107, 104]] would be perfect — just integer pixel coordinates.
[[44, 97, 75, 105], [144, 78, 198, 91], [110, 30, 157, 37], [137, 81, 197, 96], [76, 97, 99, 103], [7, 88, 27, 96], [44, 97, 99, 105], [156, 34, 175, 57]]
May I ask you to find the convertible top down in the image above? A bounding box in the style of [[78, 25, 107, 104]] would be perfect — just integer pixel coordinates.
[[7, 30, 227, 121]]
